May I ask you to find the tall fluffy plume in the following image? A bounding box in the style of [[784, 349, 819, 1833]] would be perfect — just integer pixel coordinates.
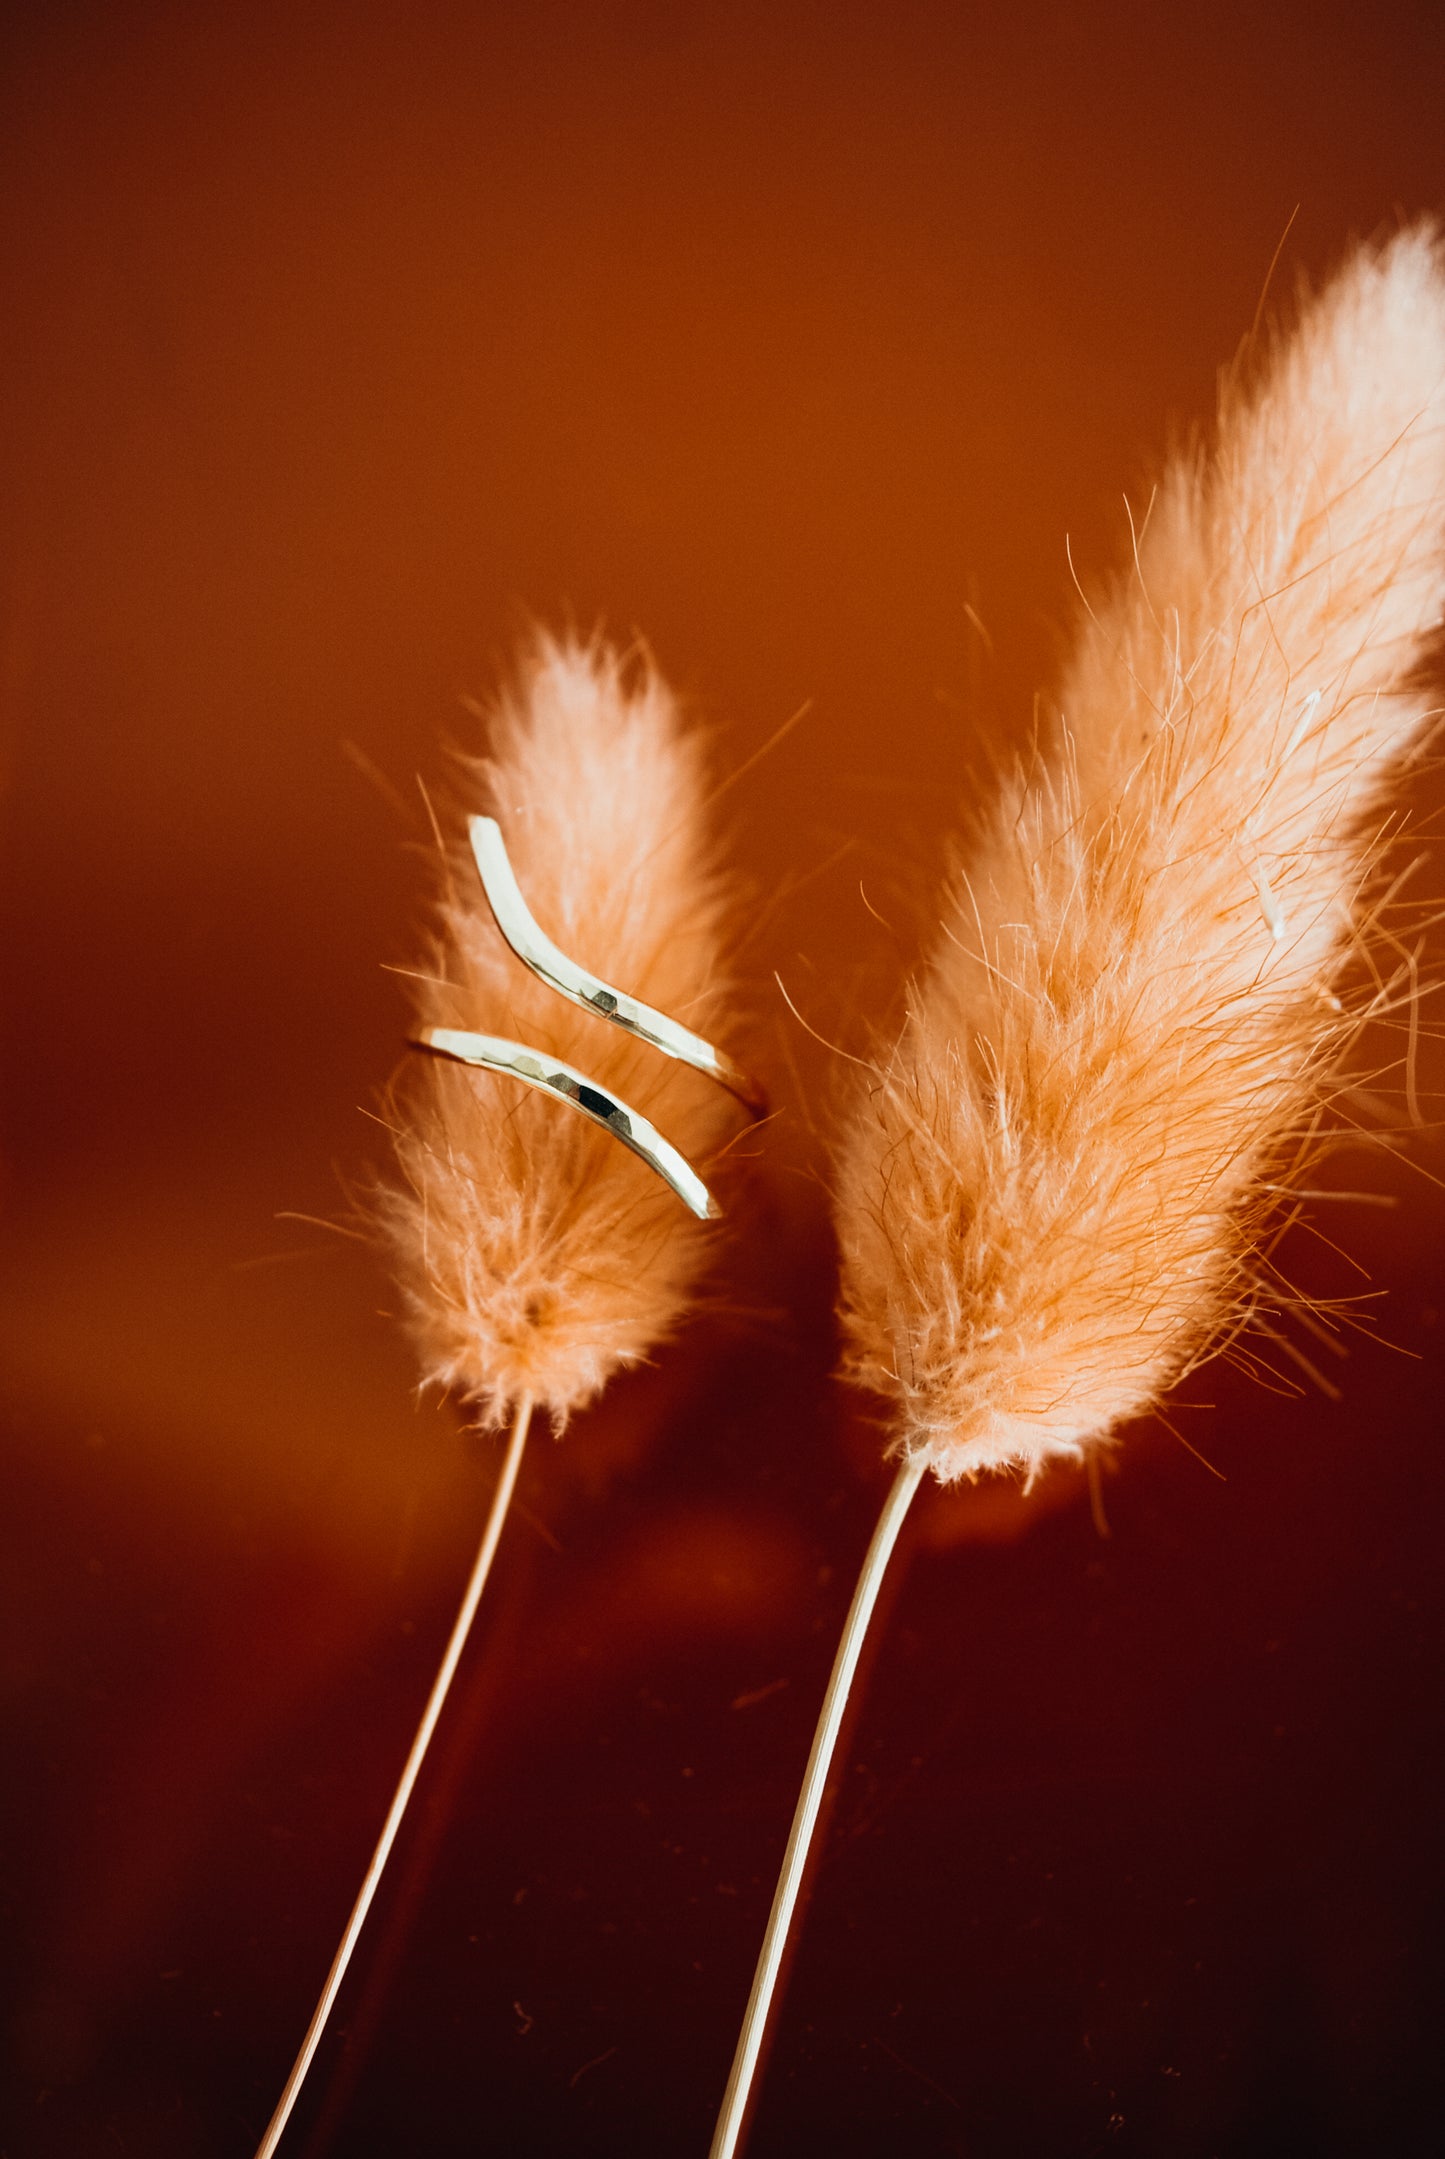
[[258, 636, 748, 2159], [380, 632, 743, 1425], [835, 226, 1445, 1484]]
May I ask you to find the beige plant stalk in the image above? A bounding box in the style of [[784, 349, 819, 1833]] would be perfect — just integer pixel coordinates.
[[711, 226, 1445, 2158], [258, 633, 749, 2157]]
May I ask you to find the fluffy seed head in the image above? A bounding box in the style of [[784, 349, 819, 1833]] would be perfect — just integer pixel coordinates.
[[378, 633, 744, 1426], [835, 226, 1445, 1483]]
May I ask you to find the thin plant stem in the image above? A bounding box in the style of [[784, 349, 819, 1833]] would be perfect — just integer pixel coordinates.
[[708, 1452, 926, 2159], [254, 1394, 535, 2159]]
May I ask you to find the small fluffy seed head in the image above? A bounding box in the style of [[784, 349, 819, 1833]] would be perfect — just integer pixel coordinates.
[[835, 226, 1445, 1484], [377, 633, 744, 1427]]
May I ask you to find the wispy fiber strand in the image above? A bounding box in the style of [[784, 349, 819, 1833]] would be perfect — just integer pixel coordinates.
[[710, 226, 1445, 2159], [258, 634, 748, 2156]]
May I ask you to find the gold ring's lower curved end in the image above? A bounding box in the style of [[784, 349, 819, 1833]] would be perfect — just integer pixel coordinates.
[[411, 1027, 719, 1222]]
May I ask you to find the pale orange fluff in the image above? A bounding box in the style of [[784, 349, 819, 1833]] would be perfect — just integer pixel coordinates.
[[380, 634, 744, 1425], [836, 227, 1445, 1483]]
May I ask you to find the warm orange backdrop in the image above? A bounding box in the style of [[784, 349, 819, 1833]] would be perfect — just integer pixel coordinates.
[[4, 6, 1445, 2155]]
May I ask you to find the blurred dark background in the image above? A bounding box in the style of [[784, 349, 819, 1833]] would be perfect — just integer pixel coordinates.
[[3, 4, 1444, 2153]]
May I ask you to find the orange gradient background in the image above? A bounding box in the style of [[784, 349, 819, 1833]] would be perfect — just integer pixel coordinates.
[[3, 6, 1445, 2155]]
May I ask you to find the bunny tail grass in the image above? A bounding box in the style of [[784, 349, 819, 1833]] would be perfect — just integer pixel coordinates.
[[254, 1397, 533, 2159], [837, 224, 1445, 1485], [708, 1455, 926, 2159], [376, 632, 746, 1429]]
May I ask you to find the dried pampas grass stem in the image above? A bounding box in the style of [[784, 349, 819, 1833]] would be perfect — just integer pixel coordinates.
[[708, 1454, 924, 2159], [258, 635, 753, 2151], [254, 1396, 532, 2159], [714, 224, 1445, 2150]]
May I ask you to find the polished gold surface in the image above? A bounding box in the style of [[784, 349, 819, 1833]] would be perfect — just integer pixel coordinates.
[[470, 815, 766, 1115], [416, 1026, 720, 1221], [410, 813, 760, 1221]]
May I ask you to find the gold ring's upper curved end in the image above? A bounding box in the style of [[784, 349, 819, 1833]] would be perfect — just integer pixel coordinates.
[[717, 1054, 769, 1120]]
